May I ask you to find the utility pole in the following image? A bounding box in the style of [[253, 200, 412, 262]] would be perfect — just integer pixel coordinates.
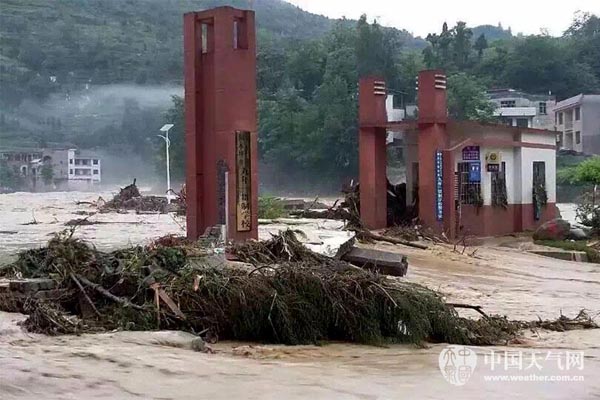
[[158, 124, 174, 204]]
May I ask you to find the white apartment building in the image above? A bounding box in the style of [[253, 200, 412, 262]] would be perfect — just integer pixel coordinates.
[[487, 89, 556, 131], [67, 149, 101, 183], [555, 94, 600, 154]]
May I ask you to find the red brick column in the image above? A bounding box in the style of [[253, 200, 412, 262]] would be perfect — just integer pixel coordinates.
[[358, 77, 388, 229], [184, 7, 258, 241], [417, 70, 450, 233]]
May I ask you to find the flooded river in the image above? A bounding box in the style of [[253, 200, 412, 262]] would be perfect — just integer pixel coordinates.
[[0, 192, 599, 399]]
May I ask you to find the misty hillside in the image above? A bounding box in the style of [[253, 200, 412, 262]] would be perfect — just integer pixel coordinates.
[[0, 0, 428, 150], [0, 0, 424, 104]]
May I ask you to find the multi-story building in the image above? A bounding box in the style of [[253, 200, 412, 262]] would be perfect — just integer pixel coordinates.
[[0, 147, 101, 190], [554, 94, 600, 154], [67, 149, 102, 184], [487, 89, 556, 130]]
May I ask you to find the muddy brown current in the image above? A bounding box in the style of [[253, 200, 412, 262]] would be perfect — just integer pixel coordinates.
[[1, 193, 598, 399]]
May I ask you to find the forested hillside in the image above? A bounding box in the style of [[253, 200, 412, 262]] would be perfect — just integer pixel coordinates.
[[1, 0, 599, 188]]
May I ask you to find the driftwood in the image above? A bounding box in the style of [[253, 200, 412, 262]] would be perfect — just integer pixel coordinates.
[[447, 303, 490, 319], [70, 273, 102, 317], [76, 274, 145, 311], [366, 231, 429, 250]]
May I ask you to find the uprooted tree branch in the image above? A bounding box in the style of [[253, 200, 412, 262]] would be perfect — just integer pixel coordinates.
[[0, 230, 596, 346]]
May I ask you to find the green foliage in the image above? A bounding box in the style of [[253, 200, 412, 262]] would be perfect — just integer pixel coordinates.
[[474, 34, 488, 58], [447, 73, 496, 122], [534, 240, 600, 264], [258, 196, 286, 219], [561, 157, 600, 185], [40, 163, 53, 185], [0, 160, 23, 190], [2, 2, 600, 187], [423, 20, 600, 99], [557, 166, 578, 185]]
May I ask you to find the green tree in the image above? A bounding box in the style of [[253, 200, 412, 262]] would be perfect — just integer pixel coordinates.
[[447, 73, 496, 122], [0, 161, 23, 191], [474, 33, 488, 58], [41, 163, 54, 185], [452, 22, 473, 68], [569, 157, 600, 185]]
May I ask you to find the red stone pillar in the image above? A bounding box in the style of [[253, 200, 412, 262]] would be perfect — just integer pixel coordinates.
[[358, 77, 388, 229], [417, 70, 450, 233], [184, 7, 258, 241]]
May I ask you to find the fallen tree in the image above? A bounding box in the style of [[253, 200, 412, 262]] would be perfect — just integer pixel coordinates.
[[0, 230, 596, 345]]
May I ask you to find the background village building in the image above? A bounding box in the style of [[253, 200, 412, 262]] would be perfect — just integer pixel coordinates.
[[555, 94, 600, 154], [487, 88, 556, 130], [362, 70, 558, 238], [0, 147, 101, 190]]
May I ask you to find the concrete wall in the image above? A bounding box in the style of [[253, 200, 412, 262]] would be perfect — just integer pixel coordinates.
[[582, 97, 600, 155]]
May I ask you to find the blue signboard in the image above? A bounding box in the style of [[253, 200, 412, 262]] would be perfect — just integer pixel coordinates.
[[435, 151, 443, 221], [469, 161, 481, 182]]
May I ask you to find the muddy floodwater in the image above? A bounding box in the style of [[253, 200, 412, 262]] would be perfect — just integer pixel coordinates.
[[1, 193, 599, 399]]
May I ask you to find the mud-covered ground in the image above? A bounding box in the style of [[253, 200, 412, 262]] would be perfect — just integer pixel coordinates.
[[0, 193, 598, 399]]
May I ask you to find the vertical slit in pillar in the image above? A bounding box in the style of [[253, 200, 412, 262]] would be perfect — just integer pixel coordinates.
[[234, 16, 248, 49], [233, 20, 238, 49], [201, 23, 209, 54]]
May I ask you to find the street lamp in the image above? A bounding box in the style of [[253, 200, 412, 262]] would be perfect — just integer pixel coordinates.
[[158, 124, 174, 204]]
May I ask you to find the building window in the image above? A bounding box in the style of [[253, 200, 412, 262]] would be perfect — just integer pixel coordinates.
[[491, 162, 508, 208], [457, 162, 483, 206], [500, 100, 516, 108], [576, 131, 581, 144], [575, 107, 581, 121], [69, 159, 73, 164], [539, 102, 547, 115], [93, 169, 99, 175], [516, 118, 529, 128], [558, 112, 563, 125], [93, 159, 98, 165], [69, 169, 73, 174]]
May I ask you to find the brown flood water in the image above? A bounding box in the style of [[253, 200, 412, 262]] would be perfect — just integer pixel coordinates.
[[1, 194, 599, 399]]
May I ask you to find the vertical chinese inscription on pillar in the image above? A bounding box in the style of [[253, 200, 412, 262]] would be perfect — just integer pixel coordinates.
[[435, 150, 443, 221], [236, 131, 251, 231]]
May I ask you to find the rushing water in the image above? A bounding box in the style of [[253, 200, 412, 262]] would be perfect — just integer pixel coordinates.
[[0, 193, 599, 399]]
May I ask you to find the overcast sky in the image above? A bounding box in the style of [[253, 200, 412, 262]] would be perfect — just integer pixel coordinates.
[[286, 0, 600, 37]]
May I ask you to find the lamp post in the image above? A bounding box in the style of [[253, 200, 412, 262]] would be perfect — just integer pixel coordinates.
[[158, 124, 174, 204]]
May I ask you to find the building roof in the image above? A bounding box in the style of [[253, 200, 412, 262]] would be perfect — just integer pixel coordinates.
[[493, 107, 537, 117], [487, 88, 554, 102], [554, 94, 600, 112]]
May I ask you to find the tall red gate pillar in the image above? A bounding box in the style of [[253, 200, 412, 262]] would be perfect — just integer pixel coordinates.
[[359, 77, 388, 230], [417, 70, 450, 233], [184, 7, 258, 241]]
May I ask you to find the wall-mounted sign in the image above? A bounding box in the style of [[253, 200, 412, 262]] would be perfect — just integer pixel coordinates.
[[462, 146, 480, 161], [435, 150, 443, 221], [469, 161, 481, 182], [486, 151, 501, 164], [486, 163, 500, 173], [236, 131, 252, 232]]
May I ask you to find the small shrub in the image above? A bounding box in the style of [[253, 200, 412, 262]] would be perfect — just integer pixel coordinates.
[[258, 196, 286, 219]]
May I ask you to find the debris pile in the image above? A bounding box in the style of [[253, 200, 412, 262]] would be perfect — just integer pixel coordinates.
[[99, 179, 185, 214], [1, 230, 597, 345]]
